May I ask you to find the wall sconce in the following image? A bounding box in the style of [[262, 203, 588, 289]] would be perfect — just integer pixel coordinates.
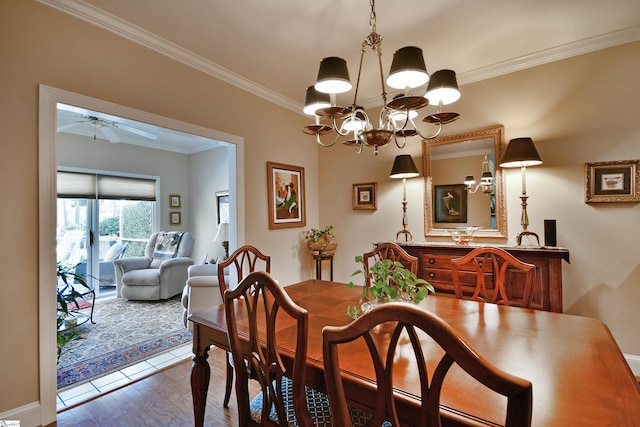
[[464, 153, 493, 194], [499, 137, 543, 246], [390, 154, 420, 242], [213, 222, 229, 259]]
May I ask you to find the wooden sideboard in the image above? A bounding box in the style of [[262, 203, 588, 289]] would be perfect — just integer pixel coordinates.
[[397, 243, 570, 312]]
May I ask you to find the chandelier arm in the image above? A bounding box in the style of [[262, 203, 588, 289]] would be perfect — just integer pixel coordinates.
[[394, 133, 407, 149], [409, 115, 444, 140], [315, 131, 341, 147]]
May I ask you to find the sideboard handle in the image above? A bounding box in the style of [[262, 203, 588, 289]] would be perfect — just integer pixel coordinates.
[[428, 258, 436, 265], [428, 272, 436, 279]]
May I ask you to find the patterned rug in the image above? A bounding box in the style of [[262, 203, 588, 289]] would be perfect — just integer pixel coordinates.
[[57, 295, 192, 390]]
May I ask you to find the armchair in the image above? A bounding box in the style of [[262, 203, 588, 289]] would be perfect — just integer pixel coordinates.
[[114, 232, 195, 301]]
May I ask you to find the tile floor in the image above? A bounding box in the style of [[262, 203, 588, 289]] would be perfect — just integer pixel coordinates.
[[56, 343, 192, 411]]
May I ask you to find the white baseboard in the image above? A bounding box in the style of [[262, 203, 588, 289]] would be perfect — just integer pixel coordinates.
[[0, 402, 42, 427], [624, 353, 640, 377]]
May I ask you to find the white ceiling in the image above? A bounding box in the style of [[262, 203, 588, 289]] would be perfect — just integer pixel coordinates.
[[45, 0, 640, 151]]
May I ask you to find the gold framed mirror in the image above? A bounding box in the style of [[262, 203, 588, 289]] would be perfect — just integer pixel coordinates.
[[422, 125, 507, 240]]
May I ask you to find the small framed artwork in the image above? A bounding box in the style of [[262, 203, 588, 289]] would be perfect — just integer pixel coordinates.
[[267, 162, 306, 229], [216, 190, 230, 225], [434, 184, 468, 223], [352, 182, 377, 210], [170, 211, 181, 225], [585, 160, 640, 203], [170, 194, 181, 208]]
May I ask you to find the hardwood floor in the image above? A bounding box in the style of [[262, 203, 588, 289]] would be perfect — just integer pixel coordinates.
[[55, 346, 256, 427]]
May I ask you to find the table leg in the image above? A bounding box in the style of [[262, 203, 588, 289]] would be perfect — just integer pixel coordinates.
[[191, 325, 211, 427]]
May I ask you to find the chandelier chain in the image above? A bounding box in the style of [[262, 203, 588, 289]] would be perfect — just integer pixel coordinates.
[[369, 0, 377, 33]]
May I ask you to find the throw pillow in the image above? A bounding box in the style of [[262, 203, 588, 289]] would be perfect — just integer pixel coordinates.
[[151, 232, 183, 268]]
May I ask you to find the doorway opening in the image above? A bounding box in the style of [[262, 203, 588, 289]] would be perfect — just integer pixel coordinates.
[[40, 84, 245, 421]]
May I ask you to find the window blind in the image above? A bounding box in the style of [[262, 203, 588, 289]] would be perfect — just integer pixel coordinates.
[[57, 171, 156, 201]]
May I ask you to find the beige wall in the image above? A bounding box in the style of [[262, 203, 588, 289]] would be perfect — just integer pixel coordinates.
[[320, 42, 640, 357], [2, 0, 640, 423], [0, 0, 313, 421]]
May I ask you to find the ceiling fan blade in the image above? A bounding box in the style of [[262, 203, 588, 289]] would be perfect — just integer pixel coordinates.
[[57, 122, 82, 133], [99, 126, 121, 143], [115, 123, 158, 140]]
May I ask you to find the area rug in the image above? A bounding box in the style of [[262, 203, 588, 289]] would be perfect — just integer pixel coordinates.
[[57, 295, 192, 390]]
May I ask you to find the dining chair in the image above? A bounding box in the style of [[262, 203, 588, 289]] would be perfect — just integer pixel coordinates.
[[224, 271, 334, 427], [451, 247, 536, 308], [322, 302, 533, 427], [362, 242, 418, 287], [217, 245, 271, 408]]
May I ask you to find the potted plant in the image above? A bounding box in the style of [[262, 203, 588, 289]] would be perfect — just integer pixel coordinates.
[[346, 255, 434, 319], [302, 225, 337, 254], [57, 262, 91, 362]]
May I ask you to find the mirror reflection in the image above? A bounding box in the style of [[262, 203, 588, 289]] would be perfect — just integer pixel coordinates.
[[422, 125, 507, 240]]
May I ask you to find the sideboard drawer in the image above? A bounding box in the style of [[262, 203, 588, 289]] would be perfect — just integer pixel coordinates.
[[420, 254, 453, 269]]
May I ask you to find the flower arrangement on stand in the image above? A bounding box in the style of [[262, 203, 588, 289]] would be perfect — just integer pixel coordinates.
[[302, 225, 337, 254], [346, 255, 434, 319]]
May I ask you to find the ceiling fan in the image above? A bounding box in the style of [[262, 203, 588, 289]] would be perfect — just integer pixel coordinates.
[[56, 103, 158, 143]]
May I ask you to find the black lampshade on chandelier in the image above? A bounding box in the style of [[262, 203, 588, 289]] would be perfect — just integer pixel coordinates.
[[302, 0, 461, 155]]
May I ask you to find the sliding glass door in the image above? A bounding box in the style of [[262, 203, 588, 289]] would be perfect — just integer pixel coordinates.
[[57, 171, 157, 298]]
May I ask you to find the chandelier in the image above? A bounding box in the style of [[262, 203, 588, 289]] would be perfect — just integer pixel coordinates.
[[464, 153, 494, 194], [302, 0, 461, 155]]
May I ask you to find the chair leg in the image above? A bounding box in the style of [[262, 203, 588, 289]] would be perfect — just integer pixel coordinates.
[[223, 351, 234, 408]]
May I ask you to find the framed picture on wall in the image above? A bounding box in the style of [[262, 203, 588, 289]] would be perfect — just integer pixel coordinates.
[[585, 160, 640, 203], [170, 211, 181, 225], [267, 162, 306, 229], [352, 182, 377, 210], [434, 184, 467, 223], [170, 194, 181, 208]]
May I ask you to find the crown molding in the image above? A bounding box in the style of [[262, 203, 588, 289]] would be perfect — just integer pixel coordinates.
[[39, 1, 640, 115], [458, 25, 640, 85]]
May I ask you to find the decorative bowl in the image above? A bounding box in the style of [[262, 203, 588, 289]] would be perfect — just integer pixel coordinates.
[[447, 227, 482, 245]]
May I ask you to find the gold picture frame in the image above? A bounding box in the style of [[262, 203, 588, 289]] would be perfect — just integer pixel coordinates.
[[170, 194, 181, 208], [352, 182, 377, 210], [585, 160, 640, 203], [170, 211, 181, 225], [267, 162, 306, 229]]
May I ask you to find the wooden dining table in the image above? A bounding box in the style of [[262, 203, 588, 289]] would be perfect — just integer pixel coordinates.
[[188, 279, 640, 426]]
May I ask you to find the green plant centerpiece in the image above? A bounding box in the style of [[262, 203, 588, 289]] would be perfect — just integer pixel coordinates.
[[302, 225, 337, 254], [346, 255, 435, 319], [57, 262, 91, 363]]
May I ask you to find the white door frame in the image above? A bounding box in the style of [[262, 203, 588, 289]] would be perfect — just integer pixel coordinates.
[[38, 84, 245, 425]]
